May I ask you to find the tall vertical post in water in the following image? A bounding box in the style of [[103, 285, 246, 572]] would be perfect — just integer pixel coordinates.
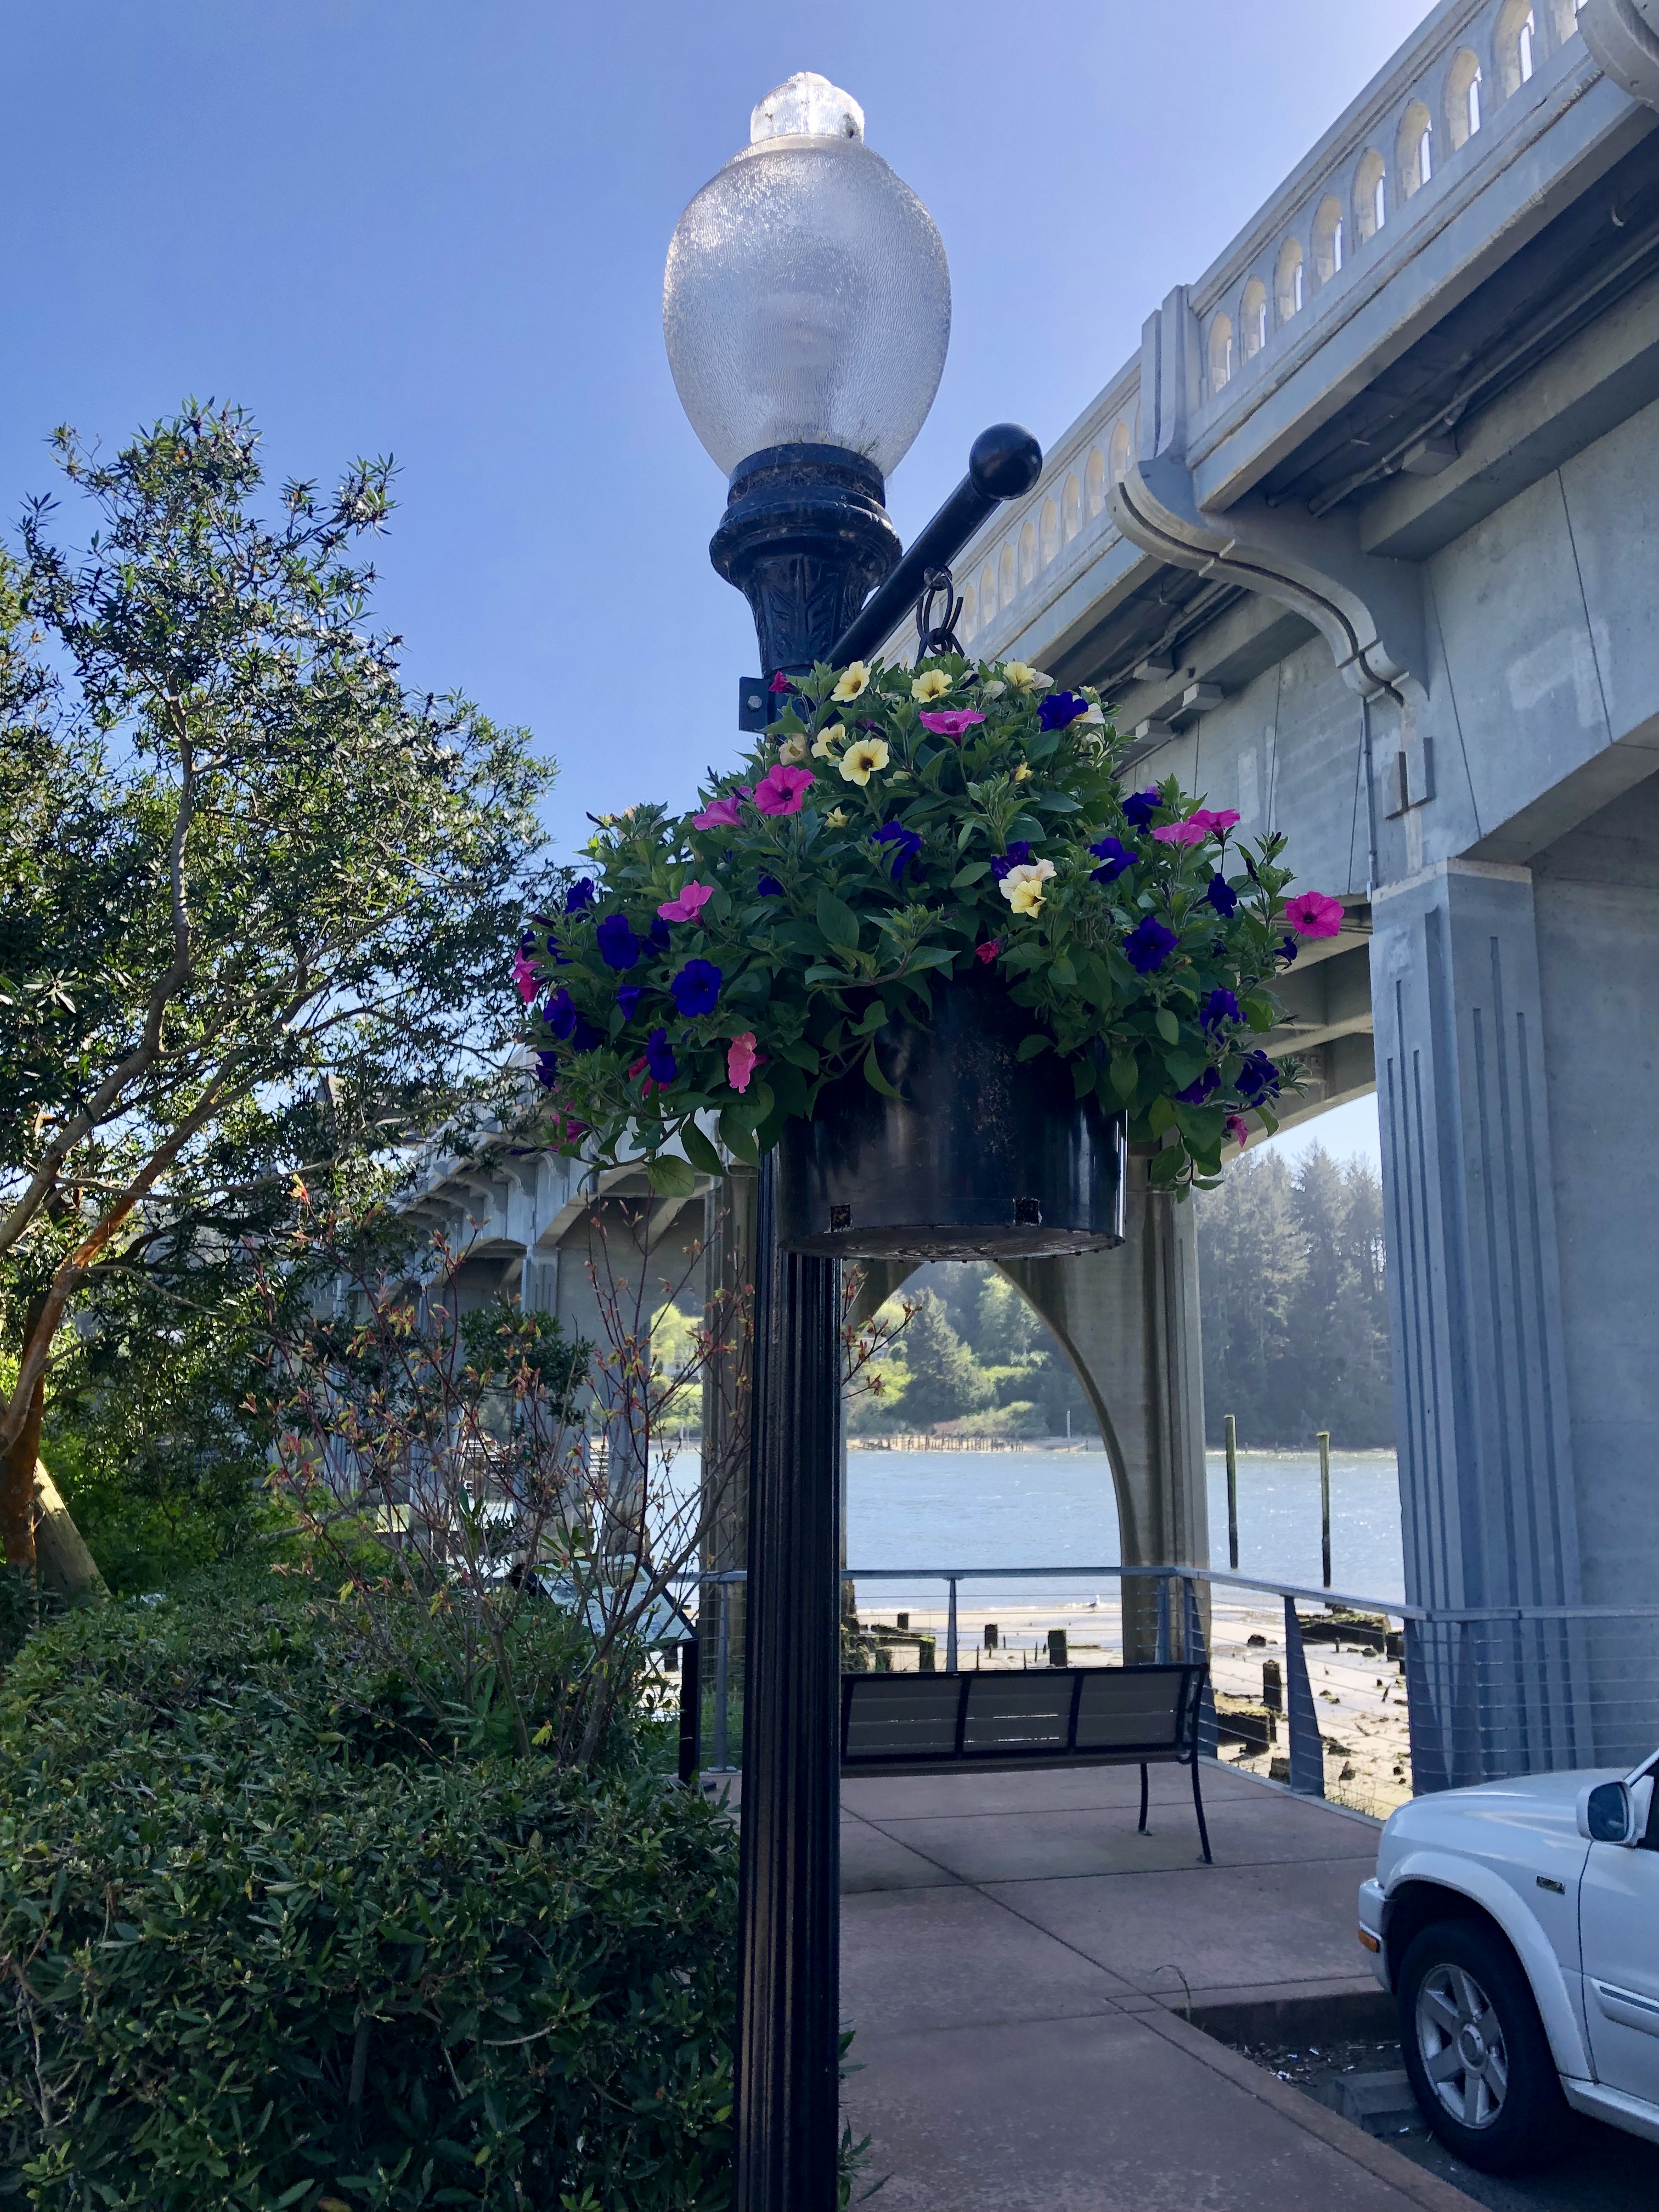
[[1223, 1413, 1239, 1571]]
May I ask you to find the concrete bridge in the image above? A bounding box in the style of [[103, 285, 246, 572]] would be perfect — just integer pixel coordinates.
[[865, 0, 1659, 1754], [405, 0, 1659, 1778]]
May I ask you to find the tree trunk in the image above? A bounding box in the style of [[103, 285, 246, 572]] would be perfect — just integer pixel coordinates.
[[1, 1303, 47, 1571], [33, 1467, 107, 1603]]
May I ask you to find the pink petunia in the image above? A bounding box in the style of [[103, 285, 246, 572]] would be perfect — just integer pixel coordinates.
[[1189, 808, 1241, 836], [974, 938, 1004, 964], [512, 949, 539, 1003], [1284, 890, 1346, 939], [658, 879, 716, 924], [769, 670, 791, 692], [1225, 1113, 1251, 1150], [918, 708, 987, 741], [753, 763, 815, 817], [727, 1032, 764, 1092], [1151, 819, 1207, 847], [692, 795, 744, 830]]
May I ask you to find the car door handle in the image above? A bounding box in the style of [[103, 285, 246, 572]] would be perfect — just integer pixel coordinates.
[[1592, 1980, 1659, 2037]]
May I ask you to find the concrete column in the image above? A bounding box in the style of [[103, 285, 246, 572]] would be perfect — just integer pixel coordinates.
[[1370, 859, 1595, 1781], [1003, 1152, 1210, 1661]]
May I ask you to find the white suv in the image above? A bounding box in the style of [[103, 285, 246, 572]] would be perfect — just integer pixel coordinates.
[[1358, 1753, 1659, 2173]]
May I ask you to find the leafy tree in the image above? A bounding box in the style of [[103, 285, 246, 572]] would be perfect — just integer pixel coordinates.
[[895, 1291, 996, 1427], [0, 404, 556, 1571], [1196, 1143, 1394, 1447]]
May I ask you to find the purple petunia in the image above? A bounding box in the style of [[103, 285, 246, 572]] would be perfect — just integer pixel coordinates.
[[1234, 1048, 1282, 1104], [534, 1050, 560, 1089], [1277, 933, 1299, 967], [757, 874, 786, 898], [990, 841, 1033, 882], [1122, 788, 1163, 832], [650, 917, 672, 951], [872, 822, 923, 879], [542, 988, 578, 1040], [1201, 987, 1241, 1031], [645, 1025, 678, 1085], [1177, 1065, 1221, 1104], [1124, 916, 1179, 973], [1089, 835, 1133, 884], [596, 913, 641, 970], [670, 959, 722, 1017], [616, 985, 645, 1019], [1205, 872, 1239, 918], [565, 878, 597, 913], [1037, 690, 1087, 731]]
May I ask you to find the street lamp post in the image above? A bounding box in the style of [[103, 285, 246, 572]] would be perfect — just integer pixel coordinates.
[[664, 74, 1037, 2205]]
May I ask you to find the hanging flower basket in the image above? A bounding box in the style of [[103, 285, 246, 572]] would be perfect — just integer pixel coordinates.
[[516, 654, 1345, 1210], [775, 960, 1125, 1258]]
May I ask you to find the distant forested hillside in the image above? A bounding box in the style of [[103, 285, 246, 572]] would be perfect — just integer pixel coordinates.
[[850, 1143, 1393, 1452], [1194, 1145, 1394, 1449]]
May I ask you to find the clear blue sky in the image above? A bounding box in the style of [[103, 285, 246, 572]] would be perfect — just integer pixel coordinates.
[[7, 0, 1430, 855]]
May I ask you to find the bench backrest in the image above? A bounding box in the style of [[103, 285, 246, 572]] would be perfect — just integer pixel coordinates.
[[840, 1662, 1204, 1771]]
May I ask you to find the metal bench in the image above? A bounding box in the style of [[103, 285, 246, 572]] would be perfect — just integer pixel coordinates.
[[839, 1661, 1212, 1863]]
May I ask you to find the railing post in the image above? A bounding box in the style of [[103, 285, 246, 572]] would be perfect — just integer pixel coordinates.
[[1224, 1413, 1239, 1571], [946, 1578, 959, 1674], [679, 1634, 702, 1784], [714, 1577, 732, 1771], [1155, 1573, 1171, 1664], [1182, 1576, 1218, 1759], [1318, 1430, 1332, 1589], [1284, 1595, 1325, 1796]]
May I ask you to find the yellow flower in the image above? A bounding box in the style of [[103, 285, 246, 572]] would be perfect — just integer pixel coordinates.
[[1003, 661, 1053, 694], [832, 661, 872, 702], [912, 668, 951, 702], [777, 735, 808, 764], [1011, 761, 1034, 783], [979, 679, 1007, 699], [839, 737, 890, 786], [811, 722, 845, 759], [998, 858, 1056, 916], [826, 806, 849, 828]]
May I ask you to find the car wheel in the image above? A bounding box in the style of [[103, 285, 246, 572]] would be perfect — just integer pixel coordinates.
[[1397, 1918, 1567, 2174]]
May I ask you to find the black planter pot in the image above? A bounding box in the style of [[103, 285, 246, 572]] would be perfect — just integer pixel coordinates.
[[776, 971, 1127, 1261]]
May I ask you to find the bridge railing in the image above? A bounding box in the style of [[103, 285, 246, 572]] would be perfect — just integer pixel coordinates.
[[679, 1563, 1659, 1814]]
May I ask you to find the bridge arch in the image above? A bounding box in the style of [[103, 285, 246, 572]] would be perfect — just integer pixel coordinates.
[[1397, 99, 1434, 198], [1062, 471, 1081, 542], [1207, 312, 1234, 393], [1496, 0, 1537, 95], [998, 540, 1016, 608], [1093, 438, 1114, 509], [979, 558, 996, 624], [1274, 234, 1305, 324], [1241, 277, 1268, 358], [1312, 196, 1345, 286], [1018, 518, 1037, 591], [1039, 496, 1059, 567], [1355, 148, 1387, 241], [1446, 48, 1483, 149]]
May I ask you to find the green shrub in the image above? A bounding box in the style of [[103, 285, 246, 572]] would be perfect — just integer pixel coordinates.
[[0, 1568, 737, 2209]]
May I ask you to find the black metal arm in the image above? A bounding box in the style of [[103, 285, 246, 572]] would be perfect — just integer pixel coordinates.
[[827, 421, 1042, 668]]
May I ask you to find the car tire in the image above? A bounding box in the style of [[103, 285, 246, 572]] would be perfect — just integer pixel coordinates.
[[1397, 1918, 1568, 2174]]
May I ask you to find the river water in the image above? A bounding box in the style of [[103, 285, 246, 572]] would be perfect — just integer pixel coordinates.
[[844, 1446, 1405, 1609]]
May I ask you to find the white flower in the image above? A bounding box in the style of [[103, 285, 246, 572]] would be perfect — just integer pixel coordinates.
[[979, 679, 1007, 699], [777, 735, 808, 763], [997, 858, 1056, 914]]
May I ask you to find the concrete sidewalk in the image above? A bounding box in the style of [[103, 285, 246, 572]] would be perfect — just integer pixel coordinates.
[[834, 1759, 1480, 2211]]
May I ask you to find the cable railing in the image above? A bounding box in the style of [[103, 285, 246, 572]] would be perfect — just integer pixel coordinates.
[[681, 1564, 1659, 1810]]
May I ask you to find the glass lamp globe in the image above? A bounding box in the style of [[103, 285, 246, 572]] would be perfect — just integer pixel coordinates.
[[664, 72, 951, 479]]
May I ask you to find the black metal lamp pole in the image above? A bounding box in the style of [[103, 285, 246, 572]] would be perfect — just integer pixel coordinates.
[[708, 428, 1040, 2210]]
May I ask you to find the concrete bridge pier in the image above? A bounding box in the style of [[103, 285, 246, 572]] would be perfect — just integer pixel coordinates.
[[1003, 1153, 1210, 1664]]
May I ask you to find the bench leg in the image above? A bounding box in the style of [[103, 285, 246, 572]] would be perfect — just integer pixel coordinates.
[[1138, 1763, 1148, 1835], [1191, 1754, 1212, 1865]]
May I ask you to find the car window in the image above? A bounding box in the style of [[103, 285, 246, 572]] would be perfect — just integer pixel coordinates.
[[1640, 1767, 1659, 1852]]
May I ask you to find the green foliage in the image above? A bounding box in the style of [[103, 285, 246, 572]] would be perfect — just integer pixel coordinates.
[[526, 655, 1317, 1192], [0, 400, 556, 1532], [0, 1566, 738, 2209], [893, 1293, 996, 1429], [1195, 1144, 1393, 1447]]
